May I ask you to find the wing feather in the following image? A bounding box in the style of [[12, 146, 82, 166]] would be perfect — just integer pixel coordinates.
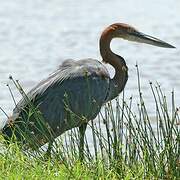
[[13, 59, 109, 118], [3, 58, 110, 142]]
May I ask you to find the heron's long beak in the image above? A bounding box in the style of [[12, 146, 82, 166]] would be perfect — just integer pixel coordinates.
[[130, 31, 175, 48]]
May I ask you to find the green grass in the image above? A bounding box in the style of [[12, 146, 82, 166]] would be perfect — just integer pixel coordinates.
[[0, 142, 146, 179], [0, 66, 179, 179]]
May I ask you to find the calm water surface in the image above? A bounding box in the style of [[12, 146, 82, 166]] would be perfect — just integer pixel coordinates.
[[0, 0, 180, 127]]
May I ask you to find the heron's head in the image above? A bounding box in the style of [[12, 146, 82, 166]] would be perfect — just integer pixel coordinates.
[[110, 23, 175, 48]]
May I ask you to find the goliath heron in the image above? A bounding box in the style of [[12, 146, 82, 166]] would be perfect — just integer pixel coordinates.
[[2, 23, 175, 158]]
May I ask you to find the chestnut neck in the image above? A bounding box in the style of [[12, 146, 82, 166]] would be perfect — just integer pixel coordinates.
[[99, 27, 128, 101]]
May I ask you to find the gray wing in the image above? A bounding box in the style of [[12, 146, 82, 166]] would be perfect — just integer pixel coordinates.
[[12, 58, 110, 135]]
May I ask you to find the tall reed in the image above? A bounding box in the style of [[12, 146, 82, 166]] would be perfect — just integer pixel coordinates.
[[0, 65, 179, 179]]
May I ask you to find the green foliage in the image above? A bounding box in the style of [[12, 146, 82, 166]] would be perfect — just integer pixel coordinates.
[[0, 66, 179, 179]]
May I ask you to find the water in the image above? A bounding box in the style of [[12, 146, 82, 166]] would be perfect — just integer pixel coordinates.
[[0, 0, 180, 128]]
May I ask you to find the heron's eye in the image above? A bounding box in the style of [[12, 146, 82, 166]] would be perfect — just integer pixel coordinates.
[[127, 28, 135, 33]]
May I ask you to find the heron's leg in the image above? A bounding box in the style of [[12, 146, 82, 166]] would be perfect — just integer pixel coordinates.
[[79, 122, 87, 161]]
